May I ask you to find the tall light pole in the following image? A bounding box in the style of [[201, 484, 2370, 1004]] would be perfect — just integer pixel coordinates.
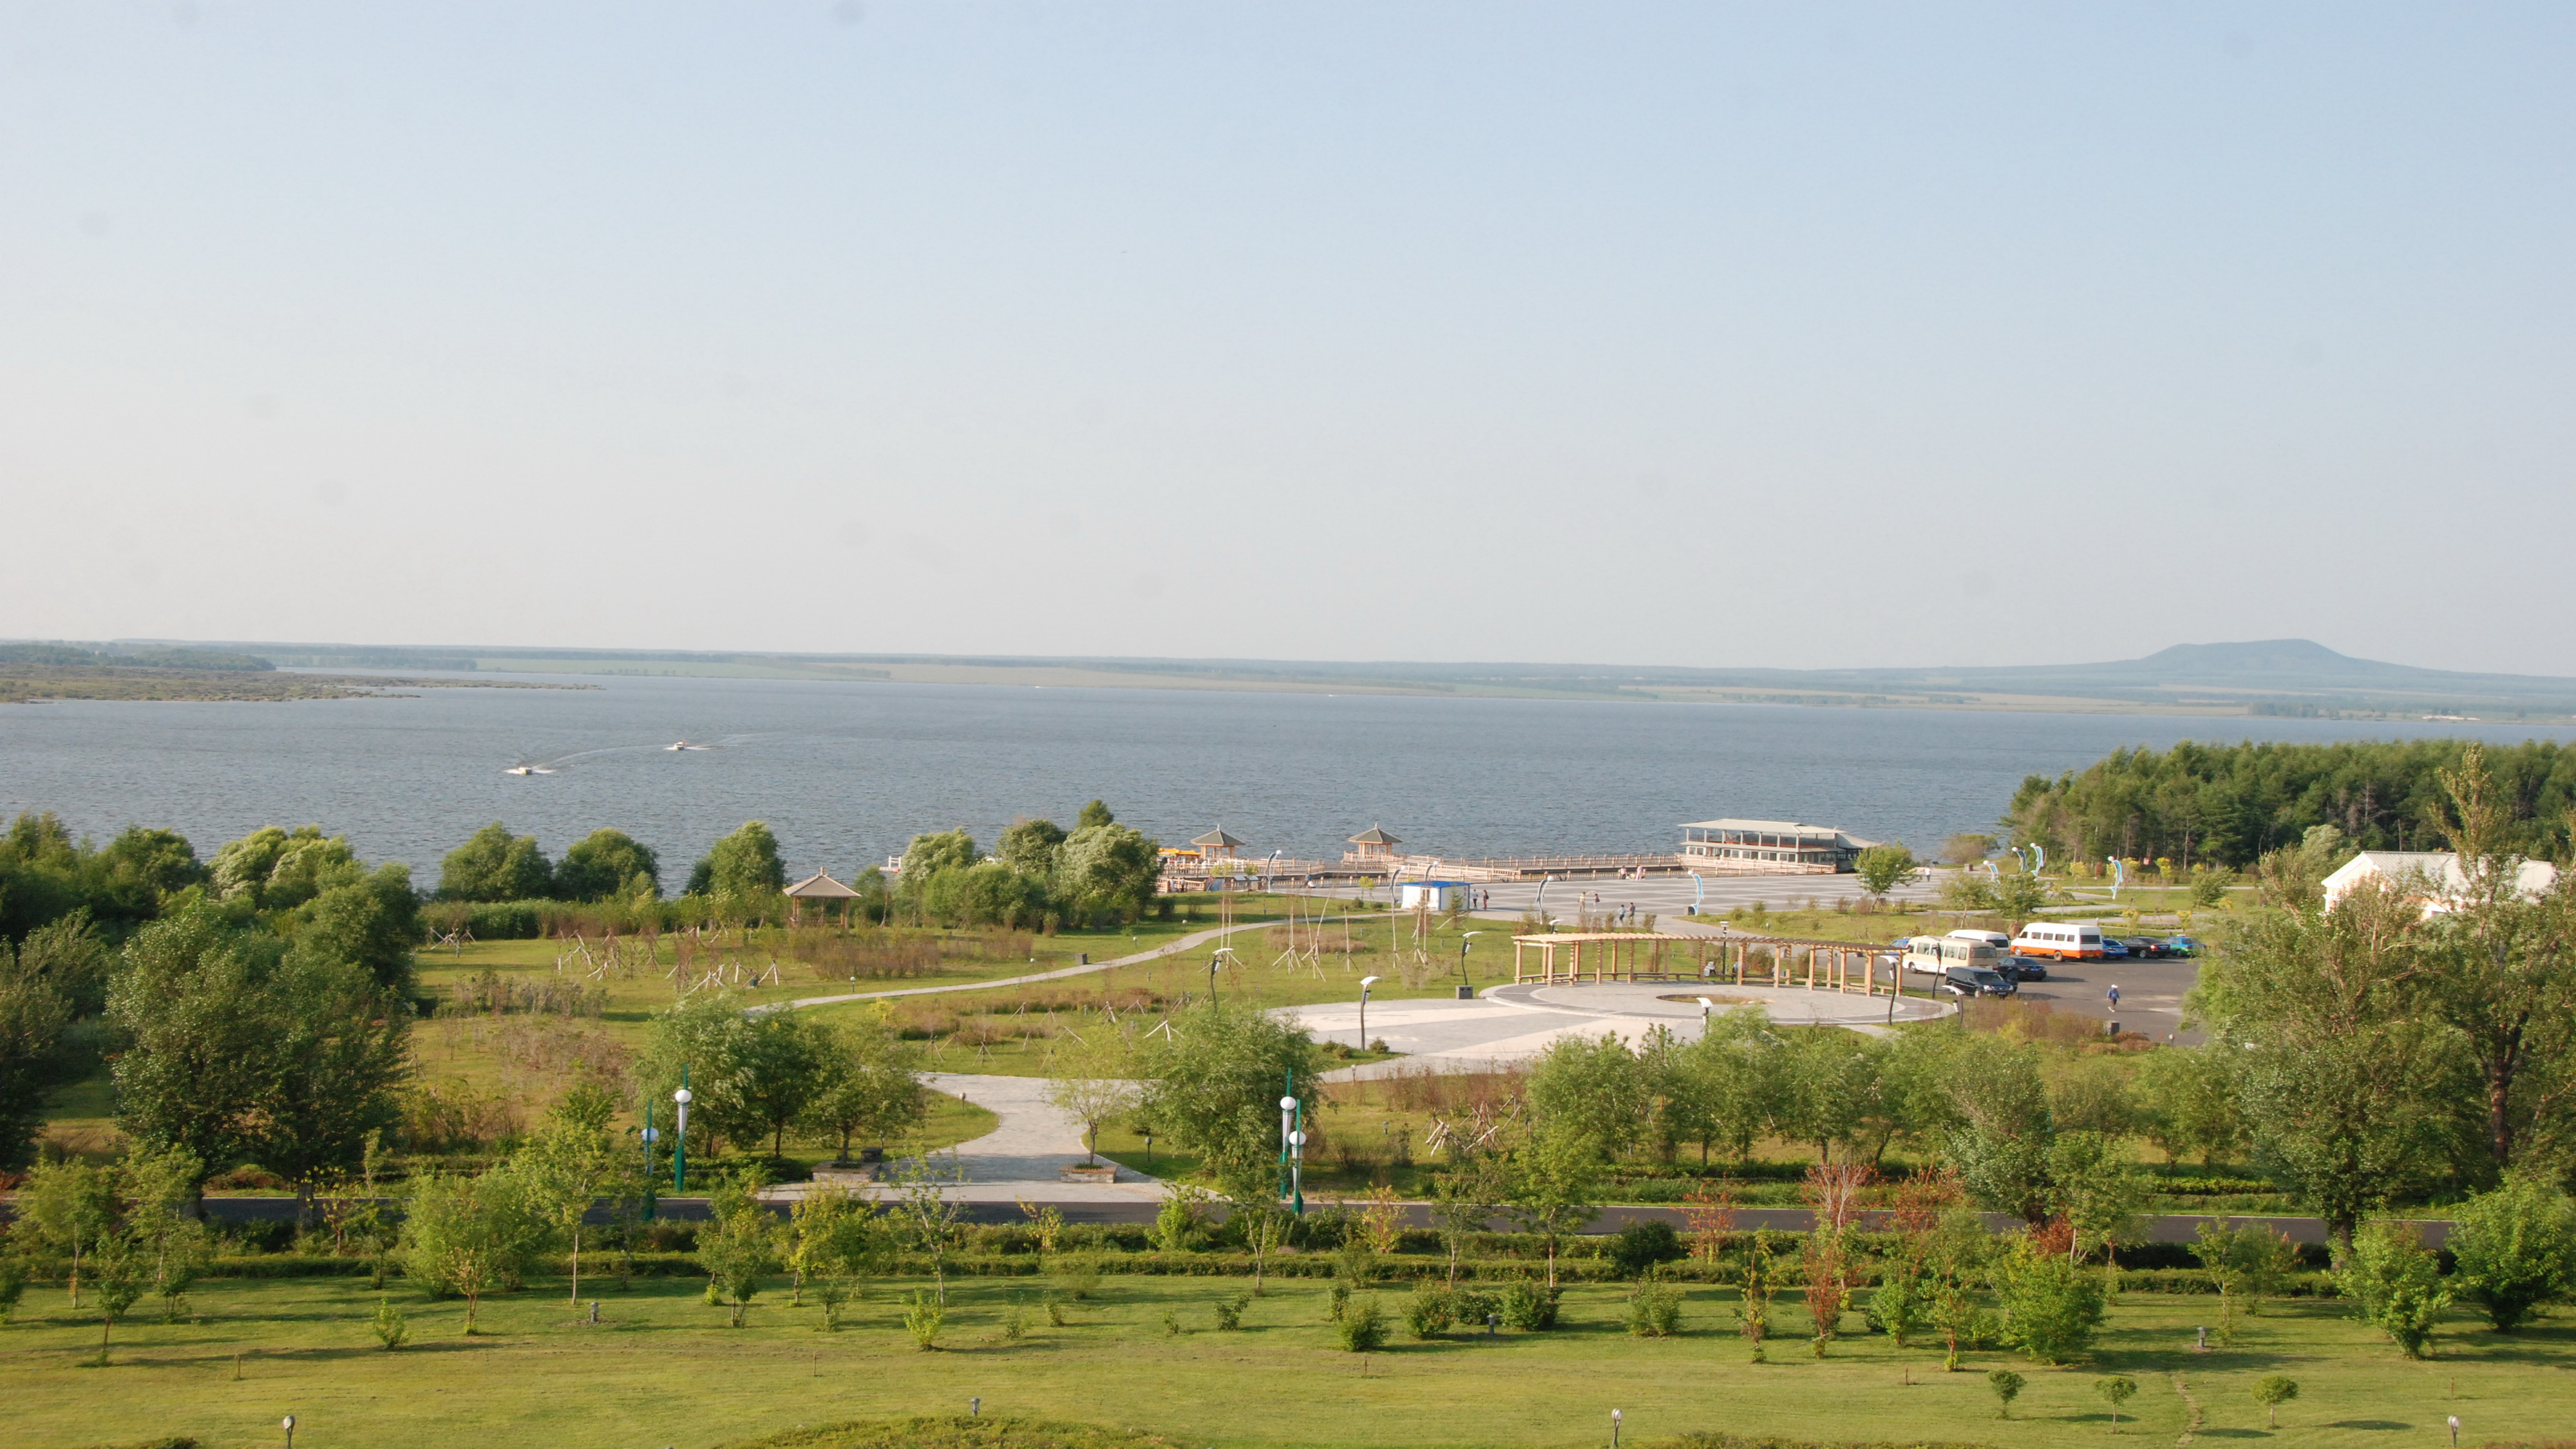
[[639, 1100, 661, 1220], [673, 1068, 692, 1194], [1457, 931, 1481, 995], [1279, 1085, 1305, 1215], [1358, 975, 1380, 1051]]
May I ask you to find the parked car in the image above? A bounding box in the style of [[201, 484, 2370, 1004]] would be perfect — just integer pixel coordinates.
[[2163, 934, 2202, 957], [2122, 937, 2170, 958], [1941, 965, 2018, 998], [1997, 954, 2050, 981], [2098, 936, 2130, 959]]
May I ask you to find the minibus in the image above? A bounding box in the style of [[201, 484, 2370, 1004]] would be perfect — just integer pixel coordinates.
[[2010, 922, 2105, 960]]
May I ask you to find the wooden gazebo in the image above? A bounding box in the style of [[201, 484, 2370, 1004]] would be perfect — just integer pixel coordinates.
[[1511, 930, 1900, 996], [1346, 824, 1403, 862], [784, 870, 862, 927], [1189, 828, 1245, 860]]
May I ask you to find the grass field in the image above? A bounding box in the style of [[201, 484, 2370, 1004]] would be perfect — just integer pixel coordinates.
[[2, 1273, 2564, 1449]]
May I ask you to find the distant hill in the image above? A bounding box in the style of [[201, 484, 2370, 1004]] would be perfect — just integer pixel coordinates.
[[63, 637, 2576, 721]]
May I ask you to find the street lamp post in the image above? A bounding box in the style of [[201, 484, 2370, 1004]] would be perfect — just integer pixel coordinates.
[[639, 1102, 661, 1221], [673, 1069, 693, 1194], [1357, 976, 1380, 1051], [1279, 1087, 1307, 1215], [283, 1417, 296, 1449], [1611, 1409, 1622, 1448], [1457, 931, 1481, 995]]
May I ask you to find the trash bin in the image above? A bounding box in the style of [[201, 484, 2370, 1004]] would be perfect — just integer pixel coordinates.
[[1077, 952, 1088, 965], [1455, 985, 1475, 999]]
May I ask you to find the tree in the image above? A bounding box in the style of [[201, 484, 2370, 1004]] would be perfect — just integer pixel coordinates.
[[1077, 800, 1115, 830], [438, 822, 553, 902], [2334, 1218, 2452, 1358], [1052, 822, 1159, 926], [15, 1159, 118, 1307], [2190, 1218, 2299, 1344], [122, 1144, 211, 1323], [1133, 1003, 1320, 1177], [1675, 1006, 1783, 1164], [0, 941, 75, 1169], [556, 828, 660, 902], [638, 989, 757, 1158], [689, 821, 788, 900], [1987, 1368, 2025, 1419], [234, 825, 363, 911], [698, 1180, 782, 1327], [2445, 1175, 2576, 1332], [732, 1010, 833, 1160], [1991, 1235, 2108, 1363], [1853, 844, 1923, 901], [1993, 870, 2053, 919], [287, 864, 422, 994], [2253, 1376, 2300, 1430], [998, 819, 1067, 877], [1941, 1036, 2058, 1223], [1773, 1027, 1870, 1163], [1501, 1123, 1601, 1290], [1043, 1020, 1140, 1167], [2412, 745, 2576, 1179], [788, 1184, 878, 1325], [400, 1168, 543, 1334], [2135, 1045, 2248, 1166], [1526, 1033, 1648, 1161], [2096, 1375, 2137, 1429], [82, 1229, 146, 1366], [11, 910, 114, 1017], [2047, 1132, 2148, 1265], [106, 911, 285, 1210], [516, 1103, 618, 1307], [804, 1007, 928, 1162], [90, 827, 206, 926], [254, 953, 412, 1227], [2191, 873, 2467, 1244], [1426, 1157, 1505, 1287]]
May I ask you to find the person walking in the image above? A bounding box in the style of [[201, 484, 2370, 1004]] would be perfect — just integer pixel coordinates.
[[2107, 983, 2121, 1010]]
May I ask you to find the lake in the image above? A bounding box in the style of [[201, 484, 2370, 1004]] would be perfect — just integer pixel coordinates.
[[5, 673, 2570, 881]]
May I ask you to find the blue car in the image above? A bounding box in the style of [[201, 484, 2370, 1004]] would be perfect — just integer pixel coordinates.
[[2098, 936, 2130, 960], [2163, 935, 2201, 957]]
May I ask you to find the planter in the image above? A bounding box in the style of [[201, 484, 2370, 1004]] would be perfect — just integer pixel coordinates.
[[1059, 1164, 1119, 1184]]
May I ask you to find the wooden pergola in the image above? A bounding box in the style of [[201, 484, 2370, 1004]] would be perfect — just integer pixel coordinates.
[[1511, 931, 1901, 996], [784, 870, 862, 927]]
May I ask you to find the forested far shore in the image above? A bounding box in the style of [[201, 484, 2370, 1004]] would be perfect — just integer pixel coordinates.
[[2003, 736, 2576, 869]]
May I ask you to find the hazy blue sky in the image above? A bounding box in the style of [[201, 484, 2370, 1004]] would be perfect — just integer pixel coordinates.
[[4, 4, 2570, 672]]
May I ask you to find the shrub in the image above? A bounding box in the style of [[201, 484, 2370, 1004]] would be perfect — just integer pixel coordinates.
[[1993, 1243, 2108, 1364], [2336, 1220, 2452, 1358], [370, 1296, 408, 1350], [1987, 1368, 2025, 1419], [1405, 1284, 1455, 1339], [1607, 1220, 1685, 1278], [902, 1289, 945, 1350], [1326, 1280, 1350, 1321], [2253, 1376, 2298, 1430], [1452, 1288, 1500, 1332], [2096, 1375, 2137, 1428], [1211, 1291, 1248, 1331], [2445, 1178, 2576, 1333], [1336, 1294, 1389, 1352], [1501, 1276, 1560, 1331], [1627, 1278, 1684, 1338]]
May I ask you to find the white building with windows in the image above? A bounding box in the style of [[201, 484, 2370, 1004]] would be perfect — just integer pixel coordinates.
[[1676, 819, 1877, 875]]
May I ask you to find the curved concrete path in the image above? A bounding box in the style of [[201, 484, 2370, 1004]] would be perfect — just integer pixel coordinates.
[[762, 1072, 1170, 1208]]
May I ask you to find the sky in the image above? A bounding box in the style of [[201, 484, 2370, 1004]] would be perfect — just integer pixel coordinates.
[[3, 3, 2571, 674]]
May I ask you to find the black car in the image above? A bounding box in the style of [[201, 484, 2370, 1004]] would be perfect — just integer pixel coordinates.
[[1942, 965, 2018, 998], [1998, 954, 2050, 982], [2122, 937, 2171, 959]]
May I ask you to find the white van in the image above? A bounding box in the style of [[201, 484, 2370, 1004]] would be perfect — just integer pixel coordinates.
[[1946, 929, 2011, 952], [1904, 934, 2003, 977], [2011, 922, 2105, 960]]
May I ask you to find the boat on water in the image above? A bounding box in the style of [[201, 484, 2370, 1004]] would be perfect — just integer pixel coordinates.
[[667, 740, 714, 751]]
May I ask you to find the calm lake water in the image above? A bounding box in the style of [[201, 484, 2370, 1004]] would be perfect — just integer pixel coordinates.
[[5, 673, 2571, 881]]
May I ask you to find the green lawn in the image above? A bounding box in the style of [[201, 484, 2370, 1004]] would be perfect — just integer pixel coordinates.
[[3, 1274, 2564, 1449]]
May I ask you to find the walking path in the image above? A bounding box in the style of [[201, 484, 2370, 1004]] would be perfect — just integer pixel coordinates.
[[782, 917, 1304, 1011], [758, 1072, 1171, 1209]]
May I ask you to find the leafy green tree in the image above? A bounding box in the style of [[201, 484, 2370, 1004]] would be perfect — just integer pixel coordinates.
[[400, 1168, 545, 1334], [438, 822, 554, 902], [898, 829, 980, 881], [1052, 822, 1159, 926], [805, 1007, 929, 1162], [209, 825, 361, 911], [2134, 1045, 2248, 1166], [254, 953, 412, 1226], [2334, 1218, 2452, 1358], [0, 942, 76, 1169], [121, 1144, 212, 1322], [638, 989, 757, 1158], [788, 1183, 878, 1324], [1773, 1027, 1870, 1162], [15, 1158, 118, 1307], [1133, 1003, 1320, 1184], [1853, 844, 1923, 900], [917, 860, 1049, 928], [2095, 1375, 2137, 1428], [0, 813, 90, 940], [106, 911, 286, 1209], [556, 829, 660, 902], [730, 1011, 831, 1159], [998, 818, 1068, 876], [10, 911, 114, 1017], [1991, 1237, 2108, 1363], [2046, 1132, 2148, 1265], [1993, 870, 2053, 919], [1940, 1036, 2058, 1223], [1501, 1124, 1602, 1289], [515, 1109, 619, 1306], [2445, 1175, 2576, 1332], [1675, 1006, 1783, 1164], [2190, 873, 2469, 1244], [82, 1230, 146, 1366], [1077, 800, 1115, 830], [1987, 1368, 2025, 1418], [2190, 1218, 2299, 1343], [287, 863, 422, 994], [690, 821, 788, 901], [90, 826, 205, 925], [2253, 1376, 2299, 1430], [1526, 1032, 1648, 1161], [1043, 1020, 1140, 1167]]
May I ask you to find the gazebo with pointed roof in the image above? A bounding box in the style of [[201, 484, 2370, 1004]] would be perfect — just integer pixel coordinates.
[[1347, 824, 1403, 861], [784, 869, 863, 927], [1189, 827, 1246, 860]]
